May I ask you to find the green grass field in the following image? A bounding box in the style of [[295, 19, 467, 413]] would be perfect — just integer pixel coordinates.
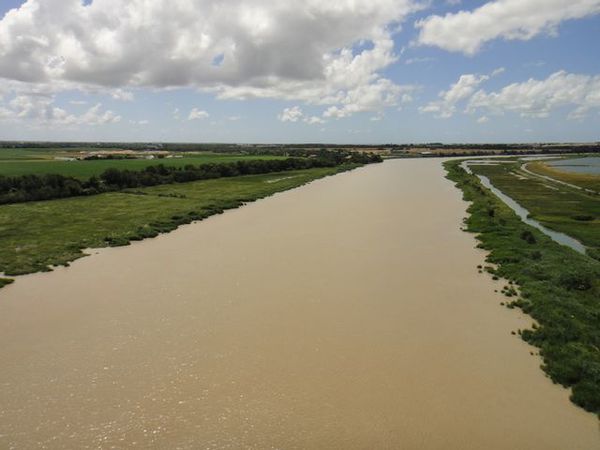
[[0, 165, 354, 277], [469, 161, 600, 255], [0, 150, 286, 179], [0, 149, 56, 160]]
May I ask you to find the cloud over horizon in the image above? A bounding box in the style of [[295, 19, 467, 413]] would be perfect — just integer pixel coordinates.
[[0, 0, 598, 142], [416, 0, 600, 54], [0, 0, 423, 119], [419, 70, 600, 121]]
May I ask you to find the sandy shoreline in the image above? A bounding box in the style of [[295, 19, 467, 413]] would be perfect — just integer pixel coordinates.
[[0, 159, 598, 448]]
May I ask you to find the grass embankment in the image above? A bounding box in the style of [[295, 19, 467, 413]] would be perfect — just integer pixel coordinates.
[[445, 160, 600, 416], [471, 162, 600, 259], [0, 165, 355, 279], [0, 153, 286, 179], [527, 160, 600, 192]]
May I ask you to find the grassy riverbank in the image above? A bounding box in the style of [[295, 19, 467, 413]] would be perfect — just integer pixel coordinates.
[[469, 161, 600, 259], [0, 165, 356, 280], [445, 160, 600, 415]]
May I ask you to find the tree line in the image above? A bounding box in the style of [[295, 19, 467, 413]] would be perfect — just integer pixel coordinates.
[[0, 151, 381, 205]]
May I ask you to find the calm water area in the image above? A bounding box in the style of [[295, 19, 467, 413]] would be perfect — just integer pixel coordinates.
[[0, 159, 597, 448]]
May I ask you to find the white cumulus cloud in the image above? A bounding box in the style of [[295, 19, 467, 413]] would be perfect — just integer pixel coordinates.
[[420, 70, 600, 120], [468, 71, 600, 119], [278, 106, 326, 125], [0, 0, 423, 118], [416, 0, 600, 54], [110, 89, 134, 102], [78, 103, 121, 125], [304, 115, 325, 125], [188, 108, 209, 120], [278, 106, 304, 123], [0, 93, 120, 126], [419, 73, 491, 118]]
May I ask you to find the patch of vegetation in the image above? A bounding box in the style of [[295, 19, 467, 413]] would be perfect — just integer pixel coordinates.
[[0, 278, 14, 288], [471, 162, 600, 259], [572, 215, 595, 222], [0, 151, 381, 205], [0, 165, 359, 279], [520, 230, 537, 244], [445, 159, 600, 416]]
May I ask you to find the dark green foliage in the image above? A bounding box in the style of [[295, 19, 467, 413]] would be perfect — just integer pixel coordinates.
[[520, 230, 537, 244], [531, 250, 542, 260], [0, 172, 99, 203], [572, 215, 595, 222], [0, 151, 382, 205], [445, 160, 600, 416], [0, 278, 14, 288], [558, 267, 595, 291], [588, 248, 600, 262]]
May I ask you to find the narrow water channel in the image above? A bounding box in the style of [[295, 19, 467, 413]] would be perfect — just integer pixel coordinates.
[[461, 161, 587, 254]]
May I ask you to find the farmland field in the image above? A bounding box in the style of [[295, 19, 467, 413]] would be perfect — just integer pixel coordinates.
[[0, 149, 287, 179]]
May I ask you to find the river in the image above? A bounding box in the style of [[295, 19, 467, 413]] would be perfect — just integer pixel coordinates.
[[0, 159, 597, 449]]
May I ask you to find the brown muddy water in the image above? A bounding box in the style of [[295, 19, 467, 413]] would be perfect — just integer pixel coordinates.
[[0, 159, 598, 449]]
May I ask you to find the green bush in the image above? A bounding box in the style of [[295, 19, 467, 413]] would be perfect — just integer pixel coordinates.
[[572, 215, 595, 221], [520, 230, 537, 244], [558, 267, 595, 291], [0, 278, 14, 288]]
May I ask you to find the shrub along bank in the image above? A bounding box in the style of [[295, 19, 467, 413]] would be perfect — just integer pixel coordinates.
[[0, 151, 381, 205], [0, 164, 368, 286]]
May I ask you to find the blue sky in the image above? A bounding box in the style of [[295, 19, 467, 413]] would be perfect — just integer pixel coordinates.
[[0, 0, 599, 143]]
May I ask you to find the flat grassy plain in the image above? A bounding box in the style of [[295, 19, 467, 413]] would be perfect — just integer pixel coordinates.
[[0, 165, 354, 277], [470, 161, 600, 257], [528, 160, 600, 192], [0, 148, 62, 160], [0, 150, 286, 179], [446, 160, 600, 415]]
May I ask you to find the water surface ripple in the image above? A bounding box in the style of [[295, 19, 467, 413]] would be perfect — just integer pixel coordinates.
[[0, 159, 597, 449]]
